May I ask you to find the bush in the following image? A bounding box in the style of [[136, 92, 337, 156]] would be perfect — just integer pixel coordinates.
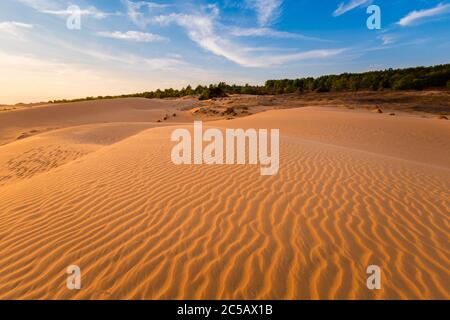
[[198, 86, 228, 100], [199, 89, 211, 101]]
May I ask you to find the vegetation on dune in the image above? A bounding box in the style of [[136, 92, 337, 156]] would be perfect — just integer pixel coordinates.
[[264, 64, 450, 93], [198, 84, 228, 100], [48, 64, 450, 104]]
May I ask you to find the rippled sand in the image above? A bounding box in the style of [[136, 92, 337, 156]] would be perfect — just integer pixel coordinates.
[[0, 100, 448, 299]]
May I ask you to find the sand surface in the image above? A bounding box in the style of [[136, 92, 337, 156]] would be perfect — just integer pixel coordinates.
[[0, 98, 197, 146], [0, 99, 448, 299]]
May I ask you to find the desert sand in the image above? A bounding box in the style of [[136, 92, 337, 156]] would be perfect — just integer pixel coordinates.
[[0, 97, 448, 299]]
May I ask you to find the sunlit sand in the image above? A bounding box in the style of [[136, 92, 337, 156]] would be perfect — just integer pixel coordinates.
[[0, 96, 448, 299]]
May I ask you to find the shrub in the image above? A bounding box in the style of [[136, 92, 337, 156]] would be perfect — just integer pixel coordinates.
[[198, 86, 227, 100]]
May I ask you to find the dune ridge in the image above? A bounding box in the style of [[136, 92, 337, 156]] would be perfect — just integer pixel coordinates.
[[0, 98, 196, 146], [0, 106, 448, 300]]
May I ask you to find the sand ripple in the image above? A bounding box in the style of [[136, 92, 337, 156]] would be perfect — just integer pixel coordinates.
[[0, 108, 448, 299]]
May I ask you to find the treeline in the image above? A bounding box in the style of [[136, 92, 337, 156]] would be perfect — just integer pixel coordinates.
[[264, 64, 450, 94], [49, 64, 449, 104]]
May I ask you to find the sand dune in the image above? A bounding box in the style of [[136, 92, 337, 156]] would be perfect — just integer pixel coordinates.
[[0, 103, 448, 299], [0, 98, 197, 146], [0, 122, 161, 187]]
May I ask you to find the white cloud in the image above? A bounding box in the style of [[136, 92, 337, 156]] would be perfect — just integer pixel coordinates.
[[333, 0, 371, 17], [246, 0, 283, 26], [397, 3, 450, 26], [150, 8, 250, 63], [122, 0, 168, 27], [97, 31, 168, 42], [0, 21, 33, 37], [149, 9, 345, 67], [378, 34, 396, 46], [18, 0, 117, 19], [0, 21, 34, 41], [17, 0, 60, 11], [229, 27, 328, 41], [42, 7, 113, 19], [257, 48, 347, 66]]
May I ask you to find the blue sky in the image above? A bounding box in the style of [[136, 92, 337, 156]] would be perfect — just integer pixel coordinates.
[[0, 0, 449, 103]]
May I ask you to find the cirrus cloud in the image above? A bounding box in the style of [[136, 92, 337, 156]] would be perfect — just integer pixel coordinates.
[[229, 27, 328, 42], [397, 3, 450, 26], [97, 30, 168, 42], [0, 21, 33, 31], [246, 0, 283, 26], [148, 8, 345, 68], [333, 0, 372, 17], [0, 21, 33, 37]]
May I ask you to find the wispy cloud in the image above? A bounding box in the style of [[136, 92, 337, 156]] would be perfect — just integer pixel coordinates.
[[42, 7, 119, 19], [97, 30, 168, 42], [0, 21, 33, 35], [122, 0, 168, 27], [254, 48, 346, 66], [333, 0, 371, 17], [149, 6, 251, 65], [18, 0, 117, 19], [148, 7, 344, 67], [246, 0, 283, 26], [397, 3, 450, 26], [229, 27, 329, 41], [1, 23, 184, 73], [378, 34, 396, 45], [17, 0, 60, 11]]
